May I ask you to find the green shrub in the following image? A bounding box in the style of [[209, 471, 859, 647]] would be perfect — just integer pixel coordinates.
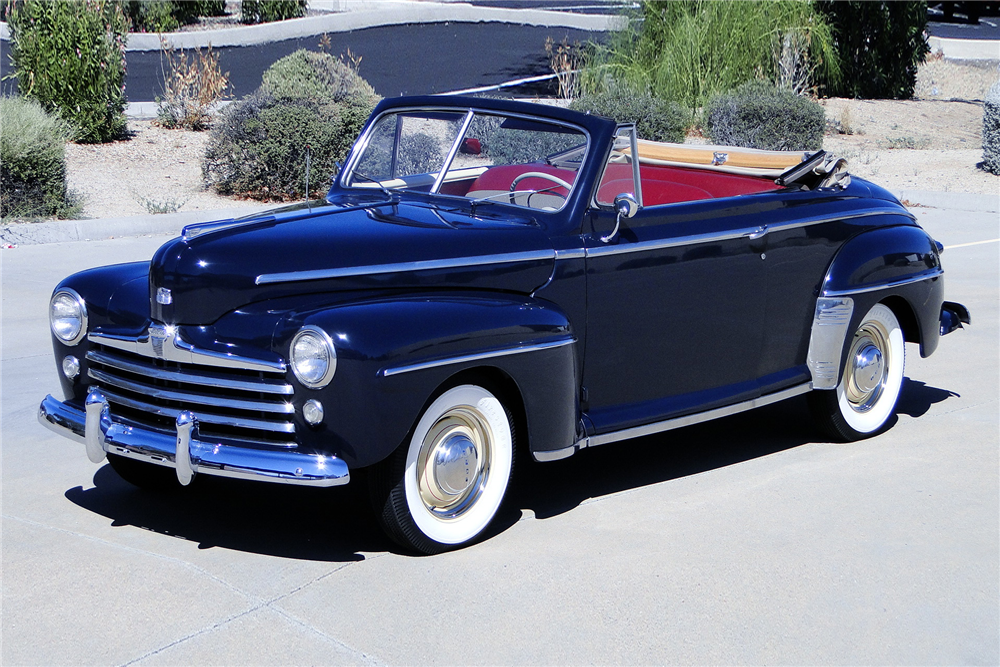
[[123, 0, 228, 31], [705, 81, 825, 151], [582, 0, 838, 113], [261, 50, 377, 102], [241, 0, 307, 25], [815, 1, 929, 99], [6, 0, 129, 144], [570, 85, 688, 143], [203, 52, 379, 200], [984, 82, 1000, 175], [0, 97, 81, 220]]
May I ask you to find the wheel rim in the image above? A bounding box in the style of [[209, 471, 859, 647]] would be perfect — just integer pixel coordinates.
[[844, 320, 890, 413], [416, 405, 492, 519]]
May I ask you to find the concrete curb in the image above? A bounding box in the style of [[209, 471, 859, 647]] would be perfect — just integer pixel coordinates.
[[892, 189, 1000, 213], [927, 36, 1000, 61], [3, 189, 996, 247], [0, 206, 271, 246], [0, 2, 621, 52]]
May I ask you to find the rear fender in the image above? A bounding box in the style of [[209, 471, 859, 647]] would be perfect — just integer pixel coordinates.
[[809, 225, 945, 387], [278, 291, 579, 468]]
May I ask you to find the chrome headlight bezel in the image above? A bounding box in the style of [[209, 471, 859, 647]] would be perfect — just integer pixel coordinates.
[[49, 288, 88, 345], [290, 325, 337, 389]]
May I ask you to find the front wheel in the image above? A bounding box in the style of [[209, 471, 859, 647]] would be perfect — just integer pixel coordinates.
[[810, 303, 905, 441], [369, 384, 515, 554]]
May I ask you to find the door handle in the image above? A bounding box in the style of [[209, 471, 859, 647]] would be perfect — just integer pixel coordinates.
[[746, 225, 768, 240]]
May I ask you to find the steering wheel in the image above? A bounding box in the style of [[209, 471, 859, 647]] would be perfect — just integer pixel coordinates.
[[509, 171, 573, 207]]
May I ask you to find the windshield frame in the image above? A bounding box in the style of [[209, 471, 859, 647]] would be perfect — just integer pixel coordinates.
[[339, 104, 592, 214]]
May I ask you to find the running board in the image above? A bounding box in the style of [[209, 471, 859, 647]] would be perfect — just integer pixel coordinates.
[[533, 382, 812, 462]]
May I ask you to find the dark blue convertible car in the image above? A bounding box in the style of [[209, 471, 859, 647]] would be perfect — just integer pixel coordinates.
[[40, 96, 969, 553]]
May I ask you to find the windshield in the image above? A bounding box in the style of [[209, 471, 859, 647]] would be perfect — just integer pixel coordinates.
[[344, 108, 589, 212]]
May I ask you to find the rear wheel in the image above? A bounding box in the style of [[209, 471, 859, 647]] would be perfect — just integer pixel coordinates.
[[810, 303, 905, 441], [107, 454, 181, 491], [369, 384, 515, 554]]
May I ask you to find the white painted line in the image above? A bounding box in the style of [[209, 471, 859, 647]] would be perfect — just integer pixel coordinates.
[[945, 239, 1000, 250]]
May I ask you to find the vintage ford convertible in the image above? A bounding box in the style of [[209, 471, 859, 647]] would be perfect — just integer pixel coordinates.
[[40, 96, 969, 553]]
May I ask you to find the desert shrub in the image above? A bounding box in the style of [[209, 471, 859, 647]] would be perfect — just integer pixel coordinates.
[[0, 97, 81, 220], [203, 52, 379, 200], [984, 82, 1000, 175], [241, 0, 306, 24], [156, 43, 230, 130], [570, 85, 688, 143], [582, 0, 838, 112], [261, 49, 377, 102], [6, 0, 129, 143], [815, 1, 929, 99], [705, 81, 825, 151]]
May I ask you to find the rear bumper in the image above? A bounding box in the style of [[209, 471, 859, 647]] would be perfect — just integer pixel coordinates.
[[940, 301, 971, 336], [38, 391, 350, 487]]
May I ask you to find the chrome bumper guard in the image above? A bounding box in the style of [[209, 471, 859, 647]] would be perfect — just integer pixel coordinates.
[[38, 389, 350, 487]]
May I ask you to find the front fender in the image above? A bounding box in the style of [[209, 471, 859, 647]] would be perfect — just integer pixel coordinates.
[[279, 291, 579, 468]]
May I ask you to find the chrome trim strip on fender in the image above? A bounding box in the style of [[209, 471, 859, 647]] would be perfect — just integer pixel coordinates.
[[577, 382, 813, 449], [381, 337, 576, 377], [38, 394, 350, 487], [90, 326, 286, 373], [822, 268, 944, 297], [256, 249, 556, 286], [806, 297, 855, 390]]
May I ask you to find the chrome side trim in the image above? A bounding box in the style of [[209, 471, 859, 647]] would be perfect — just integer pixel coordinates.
[[381, 337, 575, 377], [533, 444, 577, 462], [806, 297, 855, 390], [822, 268, 943, 297], [90, 326, 285, 373], [86, 349, 293, 395], [99, 387, 296, 434], [554, 248, 586, 260], [88, 368, 295, 414], [38, 394, 350, 487], [256, 249, 556, 286], [584, 209, 908, 259], [578, 383, 813, 449]]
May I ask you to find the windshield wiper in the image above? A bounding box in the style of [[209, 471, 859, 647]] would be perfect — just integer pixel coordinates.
[[350, 171, 395, 199]]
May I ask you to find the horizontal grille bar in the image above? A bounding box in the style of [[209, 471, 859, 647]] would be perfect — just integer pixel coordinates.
[[98, 387, 296, 434], [89, 368, 294, 415], [87, 349, 293, 395]]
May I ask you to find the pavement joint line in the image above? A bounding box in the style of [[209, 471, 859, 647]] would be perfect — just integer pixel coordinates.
[[945, 238, 1000, 249], [120, 603, 267, 667], [3, 512, 259, 603], [271, 606, 385, 666]]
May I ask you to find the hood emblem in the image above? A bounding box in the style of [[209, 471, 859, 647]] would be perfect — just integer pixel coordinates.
[[156, 287, 173, 305], [149, 324, 169, 358]]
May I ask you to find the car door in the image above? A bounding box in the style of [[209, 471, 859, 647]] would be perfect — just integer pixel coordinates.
[[581, 128, 768, 435]]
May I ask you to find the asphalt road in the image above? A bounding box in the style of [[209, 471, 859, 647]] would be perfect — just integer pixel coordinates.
[[0, 22, 605, 100], [2, 207, 997, 665]]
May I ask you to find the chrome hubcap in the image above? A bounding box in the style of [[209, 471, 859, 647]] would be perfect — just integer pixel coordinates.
[[417, 406, 492, 519], [845, 322, 889, 413]]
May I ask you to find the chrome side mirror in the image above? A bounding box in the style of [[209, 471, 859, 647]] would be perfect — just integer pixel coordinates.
[[601, 192, 638, 243]]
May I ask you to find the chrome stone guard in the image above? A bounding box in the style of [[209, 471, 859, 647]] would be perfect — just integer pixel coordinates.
[[38, 388, 350, 487]]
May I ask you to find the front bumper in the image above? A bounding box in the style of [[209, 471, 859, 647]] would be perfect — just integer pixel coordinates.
[[38, 390, 350, 487]]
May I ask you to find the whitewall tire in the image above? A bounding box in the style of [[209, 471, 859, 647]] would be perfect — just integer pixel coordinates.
[[810, 303, 905, 441], [370, 384, 514, 554]]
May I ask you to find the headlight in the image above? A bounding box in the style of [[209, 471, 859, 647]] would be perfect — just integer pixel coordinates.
[[49, 289, 87, 345], [290, 325, 337, 389]]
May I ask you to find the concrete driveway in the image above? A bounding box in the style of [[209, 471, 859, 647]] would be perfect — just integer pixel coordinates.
[[2, 207, 997, 665]]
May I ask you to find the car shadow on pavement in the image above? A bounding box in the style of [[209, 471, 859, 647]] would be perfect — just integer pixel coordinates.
[[62, 378, 960, 558], [64, 465, 387, 561]]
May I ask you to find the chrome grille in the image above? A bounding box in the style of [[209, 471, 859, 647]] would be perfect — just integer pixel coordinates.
[[86, 346, 296, 447]]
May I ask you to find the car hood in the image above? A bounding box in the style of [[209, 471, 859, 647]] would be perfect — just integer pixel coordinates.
[[150, 200, 556, 325]]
